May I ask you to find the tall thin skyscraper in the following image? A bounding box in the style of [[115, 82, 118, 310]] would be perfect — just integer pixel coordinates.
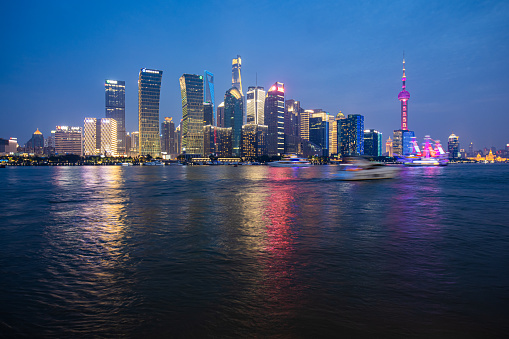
[[246, 86, 265, 125], [204, 71, 215, 125], [339, 114, 364, 157], [224, 88, 243, 157], [398, 57, 410, 130], [180, 74, 204, 156], [105, 80, 126, 154], [138, 68, 163, 157], [232, 55, 243, 95], [264, 82, 285, 156], [217, 102, 225, 128]]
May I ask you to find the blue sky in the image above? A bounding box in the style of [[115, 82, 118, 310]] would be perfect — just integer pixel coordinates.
[[1, 0, 508, 150]]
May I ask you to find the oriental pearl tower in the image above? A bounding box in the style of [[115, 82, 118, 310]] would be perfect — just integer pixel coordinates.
[[398, 58, 410, 130]]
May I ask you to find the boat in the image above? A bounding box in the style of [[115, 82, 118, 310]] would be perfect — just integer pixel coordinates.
[[143, 160, 164, 166], [335, 158, 400, 180], [402, 135, 448, 166], [121, 162, 133, 166], [268, 154, 312, 167]]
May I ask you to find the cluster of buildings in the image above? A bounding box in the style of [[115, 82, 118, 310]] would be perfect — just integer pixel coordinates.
[[2, 56, 506, 162]]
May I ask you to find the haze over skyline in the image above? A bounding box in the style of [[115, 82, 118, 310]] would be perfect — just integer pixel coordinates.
[[2, 0, 508, 149]]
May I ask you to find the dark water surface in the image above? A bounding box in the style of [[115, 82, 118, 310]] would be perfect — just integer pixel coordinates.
[[1, 164, 508, 337]]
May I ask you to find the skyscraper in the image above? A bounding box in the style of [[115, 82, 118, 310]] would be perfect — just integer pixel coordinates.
[[364, 129, 383, 156], [448, 133, 460, 159], [161, 117, 176, 156], [338, 114, 364, 157], [398, 58, 410, 130], [203, 102, 214, 126], [217, 102, 225, 127], [84, 118, 99, 155], [224, 88, 243, 157], [264, 82, 285, 156], [25, 128, 44, 154], [100, 118, 117, 156], [138, 68, 163, 157], [105, 80, 126, 154], [232, 55, 243, 95], [242, 124, 267, 158], [309, 115, 329, 156], [246, 86, 265, 125], [83, 118, 117, 156], [204, 71, 215, 125], [180, 74, 204, 156]]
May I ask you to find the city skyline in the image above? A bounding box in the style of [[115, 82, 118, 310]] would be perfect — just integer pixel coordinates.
[[1, 1, 508, 150]]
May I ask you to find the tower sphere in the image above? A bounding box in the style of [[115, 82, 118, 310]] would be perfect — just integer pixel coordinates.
[[398, 90, 410, 100]]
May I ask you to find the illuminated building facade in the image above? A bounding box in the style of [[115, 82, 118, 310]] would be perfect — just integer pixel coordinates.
[[204, 102, 213, 126], [331, 112, 345, 155], [300, 110, 311, 141], [83, 118, 117, 156], [241, 124, 267, 158], [448, 133, 460, 159], [309, 116, 329, 156], [224, 88, 243, 157], [284, 99, 300, 137], [393, 129, 415, 156], [246, 86, 265, 125], [363, 129, 383, 156], [180, 73, 204, 156], [204, 70, 215, 124], [215, 126, 233, 157], [130, 131, 139, 155], [138, 68, 163, 157], [232, 55, 243, 95], [0, 138, 18, 155], [84, 118, 99, 155], [217, 102, 225, 128], [338, 114, 364, 157], [105, 79, 126, 154], [100, 118, 117, 156], [264, 82, 285, 156], [161, 117, 176, 155], [386, 137, 393, 157], [25, 128, 44, 154], [55, 126, 82, 155]]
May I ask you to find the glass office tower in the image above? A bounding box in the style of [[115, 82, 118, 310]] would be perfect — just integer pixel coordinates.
[[204, 71, 215, 125], [180, 74, 204, 156], [105, 80, 126, 154], [246, 86, 265, 125], [138, 68, 163, 157], [264, 82, 285, 156], [224, 88, 243, 157]]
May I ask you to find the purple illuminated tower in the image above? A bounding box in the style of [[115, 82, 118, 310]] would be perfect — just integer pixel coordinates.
[[398, 58, 410, 130]]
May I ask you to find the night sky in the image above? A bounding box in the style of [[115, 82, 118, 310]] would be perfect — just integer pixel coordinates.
[[2, 0, 508, 150]]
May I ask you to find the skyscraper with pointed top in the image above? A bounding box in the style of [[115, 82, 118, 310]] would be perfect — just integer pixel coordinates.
[[398, 57, 410, 130], [232, 55, 243, 95]]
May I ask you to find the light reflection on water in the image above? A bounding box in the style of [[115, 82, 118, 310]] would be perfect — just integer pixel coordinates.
[[0, 164, 508, 337]]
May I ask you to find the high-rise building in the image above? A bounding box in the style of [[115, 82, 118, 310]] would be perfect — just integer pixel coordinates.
[[246, 86, 265, 125], [175, 123, 182, 155], [204, 70, 215, 124], [364, 129, 383, 156], [105, 80, 126, 154], [217, 102, 225, 127], [468, 142, 475, 157], [203, 125, 216, 157], [241, 124, 267, 158], [180, 74, 204, 156], [338, 114, 364, 157], [55, 126, 82, 156], [331, 112, 345, 155], [448, 133, 460, 159], [215, 127, 233, 157], [310, 111, 335, 156], [100, 118, 117, 156], [224, 88, 244, 157], [300, 110, 312, 141], [203, 102, 214, 126], [398, 58, 410, 130], [232, 55, 243, 95], [161, 117, 176, 155], [264, 82, 285, 156], [83, 118, 117, 156], [25, 128, 44, 154], [130, 131, 139, 155], [284, 99, 300, 137], [138, 68, 163, 157], [84, 118, 100, 155], [309, 115, 329, 156], [393, 129, 415, 156], [386, 137, 393, 157]]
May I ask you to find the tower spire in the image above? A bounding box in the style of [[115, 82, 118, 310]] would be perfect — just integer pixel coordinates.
[[398, 53, 410, 131]]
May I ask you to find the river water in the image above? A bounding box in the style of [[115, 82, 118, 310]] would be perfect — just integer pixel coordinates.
[[1, 164, 508, 337]]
